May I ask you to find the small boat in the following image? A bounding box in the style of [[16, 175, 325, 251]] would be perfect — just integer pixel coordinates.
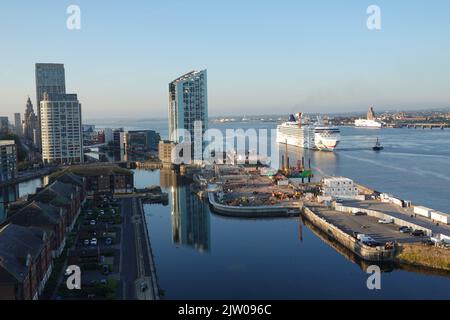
[[373, 138, 384, 151]]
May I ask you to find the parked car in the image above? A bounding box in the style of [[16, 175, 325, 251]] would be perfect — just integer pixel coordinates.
[[83, 239, 90, 246], [90, 238, 98, 246], [102, 265, 110, 275], [422, 239, 435, 246], [363, 240, 382, 247], [399, 226, 412, 233], [90, 220, 96, 226], [378, 218, 394, 224], [105, 238, 113, 246], [353, 211, 367, 216], [411, 230, 426, 237], [100, 279, 108, 285]]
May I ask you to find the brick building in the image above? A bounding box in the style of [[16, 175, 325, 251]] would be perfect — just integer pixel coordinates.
[[0, 224, 52, 300]]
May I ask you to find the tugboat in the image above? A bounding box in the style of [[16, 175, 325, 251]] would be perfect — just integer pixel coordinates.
[[373, 138, 384, 151]]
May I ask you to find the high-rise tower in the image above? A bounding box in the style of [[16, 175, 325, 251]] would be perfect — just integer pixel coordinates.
[[168, 70, 208, 163]]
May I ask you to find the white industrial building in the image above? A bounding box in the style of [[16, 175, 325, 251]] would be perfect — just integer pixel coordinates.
[[321, 177, 359, 200]]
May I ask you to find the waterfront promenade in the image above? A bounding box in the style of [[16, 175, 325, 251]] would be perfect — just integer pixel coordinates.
[[120, 197, 160, 300]]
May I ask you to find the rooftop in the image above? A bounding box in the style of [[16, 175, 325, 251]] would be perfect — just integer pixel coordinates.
[[52, 164, 133, 177], [170, 70, 206, 84], [0, 140, 15, 146], [0, 224, 47, 282]]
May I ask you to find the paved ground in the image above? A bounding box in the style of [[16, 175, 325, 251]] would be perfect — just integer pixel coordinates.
[[120, 197, 158, 300], [344, 200, 450, 237], [312, 206, 421, 244], [120, 197, 138, 299]]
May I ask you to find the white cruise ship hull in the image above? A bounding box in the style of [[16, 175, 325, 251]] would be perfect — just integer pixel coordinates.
[[315, 135, 340, 151], [355, 119, 382, 128], [276, 123, 340, 152]]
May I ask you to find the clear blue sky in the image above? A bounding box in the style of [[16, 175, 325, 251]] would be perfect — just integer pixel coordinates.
[[1, 0, 450, 120]]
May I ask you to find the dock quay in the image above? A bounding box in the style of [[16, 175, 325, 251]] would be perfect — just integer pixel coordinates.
[[122, 197, 160, 300], [135, 161, 163, 170], [201, 164, 450, 268], [208, 192, 300, 218], [302, 204, 397, 262], [301, 217, 395, 272], [205, 165, 305, 218]]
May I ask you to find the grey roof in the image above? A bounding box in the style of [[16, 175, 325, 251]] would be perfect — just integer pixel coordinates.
[[47, 181, 76, 198], [55, 172, 84, 188], [32, 180, 76, 205], [0, 224, 47, 282], [7, 201, 64, 230]]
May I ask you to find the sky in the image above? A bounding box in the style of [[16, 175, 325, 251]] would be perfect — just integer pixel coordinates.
[[1, 0, 450, 121]]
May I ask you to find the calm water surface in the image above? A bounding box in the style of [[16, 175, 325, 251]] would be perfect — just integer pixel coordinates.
[[6, 119, 449, 298]]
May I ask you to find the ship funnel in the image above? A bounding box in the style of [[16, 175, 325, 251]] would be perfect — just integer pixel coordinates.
[[288, 114, 296, 122]]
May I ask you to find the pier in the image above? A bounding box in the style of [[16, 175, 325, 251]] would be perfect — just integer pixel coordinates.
[[404, 123, 449, 129], [302, 204, 397, 261]]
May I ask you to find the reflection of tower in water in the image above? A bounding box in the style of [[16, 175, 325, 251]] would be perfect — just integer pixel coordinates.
[[160, 170, 211, 252]]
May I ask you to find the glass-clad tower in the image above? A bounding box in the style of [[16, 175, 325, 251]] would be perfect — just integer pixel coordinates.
[[168, 70, 208, 163]]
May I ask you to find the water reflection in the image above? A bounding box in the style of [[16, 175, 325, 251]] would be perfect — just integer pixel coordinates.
[[160, 170, 210, 252]]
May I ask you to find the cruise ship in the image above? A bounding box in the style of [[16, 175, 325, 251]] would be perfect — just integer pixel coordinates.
[[276, 113, 341, 151], [355, 107, 383, 128], [354, 119, 383, 128], [314, 126, 341, 151]]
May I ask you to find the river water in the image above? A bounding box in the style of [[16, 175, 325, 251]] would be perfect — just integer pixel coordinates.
[[4, 119, 450, 299]]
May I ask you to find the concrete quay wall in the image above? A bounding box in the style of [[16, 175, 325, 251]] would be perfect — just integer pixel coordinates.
[[208, 193, 300, 218], [302, 206, 396, 262]]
